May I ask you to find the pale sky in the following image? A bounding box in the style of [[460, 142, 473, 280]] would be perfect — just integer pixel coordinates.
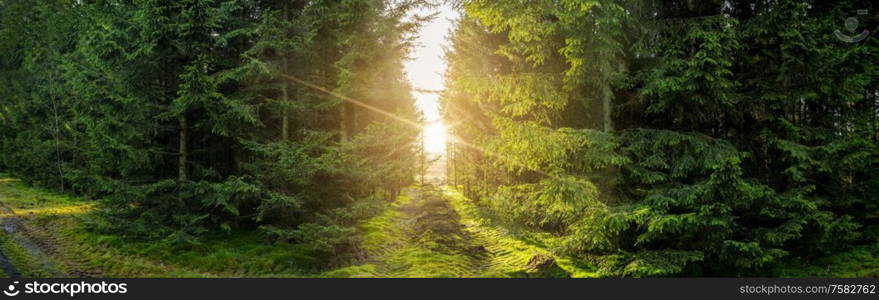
[[406, 4, 458, 154]]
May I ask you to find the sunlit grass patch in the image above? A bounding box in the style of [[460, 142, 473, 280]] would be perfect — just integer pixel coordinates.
[[444, 188, 597, 278], [322, 187, 488, 278], [358, 193, 412, 255], [319, 264, 378, 278], [380, 245, 477, 278], [0, 205, 92, 218], [0, 177, 86, 210], [323, 190, 436, 277], [0, 176, 599, 278], [0, 175, 321, 277]]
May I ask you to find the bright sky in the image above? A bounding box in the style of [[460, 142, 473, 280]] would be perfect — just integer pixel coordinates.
[[406, 4, 458, 154]]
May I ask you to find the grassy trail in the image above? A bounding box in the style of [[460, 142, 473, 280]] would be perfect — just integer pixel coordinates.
[[0, 175, 876, 277], [1, 175, 578, 278], [322, 186, 486, 277], [0, 176, 315, 277], [322, 185, 595, 278], [0, 177, 185, 277], [443, 188, 597, 278]]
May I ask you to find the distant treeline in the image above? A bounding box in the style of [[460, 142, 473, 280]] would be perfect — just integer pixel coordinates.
[[444, 0, 879, 276]]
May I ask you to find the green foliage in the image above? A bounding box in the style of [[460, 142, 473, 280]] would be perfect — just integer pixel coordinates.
[[0, 176, 321, 277], [3, 0, 879, 278], [778, 244, 879, 278], [445, 0, 879, 277], [0, 0, 427, 269], [562, 130, 858, 275], [260, 194, 385, 258], [641, 16, 741, 131], [491, 175, 600, 231], [596, 250, 703, 278]]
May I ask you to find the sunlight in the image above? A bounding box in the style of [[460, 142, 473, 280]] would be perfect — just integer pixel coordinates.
[[423, 121, 447, 154], [406, 5, 458, 156]]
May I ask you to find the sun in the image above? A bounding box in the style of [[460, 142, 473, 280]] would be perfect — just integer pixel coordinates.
[[405, 5, 457, 157], [423, 121, 448, 154]]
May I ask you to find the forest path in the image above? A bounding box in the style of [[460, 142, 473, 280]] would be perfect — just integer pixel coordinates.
[[0, 179, 98, 277], [322, 185, 589, 278]]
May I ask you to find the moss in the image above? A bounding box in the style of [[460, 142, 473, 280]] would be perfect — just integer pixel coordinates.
[[358, 194, 411, 255], [0, 177, 599, 278], [322, 187, 489, 277], [380, 245, 478, 277], [319, 264, 377, 278], [0, 233, 56, 277], [0, 176, 319, 277], [777, 244, 879, 277], [444, 188, 596, 278], [321, 186, 588, 278]]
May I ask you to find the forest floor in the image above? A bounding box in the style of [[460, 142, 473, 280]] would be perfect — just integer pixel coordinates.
[[0, 175, 322, 277], [321, 185, 595, 277], [0, 174, 876, 278]]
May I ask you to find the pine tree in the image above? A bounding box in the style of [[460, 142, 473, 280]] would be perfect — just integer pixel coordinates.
[[444, 0, 878, 276]]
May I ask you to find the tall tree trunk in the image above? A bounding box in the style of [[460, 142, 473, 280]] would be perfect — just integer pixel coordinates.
[[281, 88, 289, 141], [179, 115, 188, 182], [347, 102, 356, 138], [281, 57, 289, 141], [603, 95, 612, 131], [452, 145, 458, 187], [872, 88, 877, 143], [51, 86, 64, 192], [420, 132, 425, 185], [340, 104, 348, 141], [341, 102, 355, 141]]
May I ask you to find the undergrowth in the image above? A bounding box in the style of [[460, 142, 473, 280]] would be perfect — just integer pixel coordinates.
[[0, 176, 322, 277], [0, 175, 875, 278]]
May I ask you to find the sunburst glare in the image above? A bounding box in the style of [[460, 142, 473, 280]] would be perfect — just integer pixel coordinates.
[[406, 5, 458, 156], [423, 121, 447, 154]]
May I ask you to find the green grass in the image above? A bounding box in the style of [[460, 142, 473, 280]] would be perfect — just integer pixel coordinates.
[[378, 244, 480, 277], [5, 174, 870, 278], [0, 175, 322, 277], [77, 231, 325, 277], [443, 188, 598, 278], [315, 195, 414, 278], [443, 187, 879, 278], [0, 176, 593, 278], [319, 264, 378, 278], [777, 244, 879, 277], [320, 186, 596, 278], [358, 193, 412, 256], [0, 232, 58, 277], [321, 187, 487, 277]]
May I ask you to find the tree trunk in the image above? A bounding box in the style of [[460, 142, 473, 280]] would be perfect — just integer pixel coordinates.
[[281, 90, 289, 141], [179, 115, 188, 182], [603, 94, 612, 131], [342, 102, 356, 140], [51, 93, 64, 192], [281, 57, 289, 141], [420, 132, 425, 185], [340, 103, 349, 141]]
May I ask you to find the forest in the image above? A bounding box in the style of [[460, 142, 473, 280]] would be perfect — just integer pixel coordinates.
[[0, 0, 877, 278]]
